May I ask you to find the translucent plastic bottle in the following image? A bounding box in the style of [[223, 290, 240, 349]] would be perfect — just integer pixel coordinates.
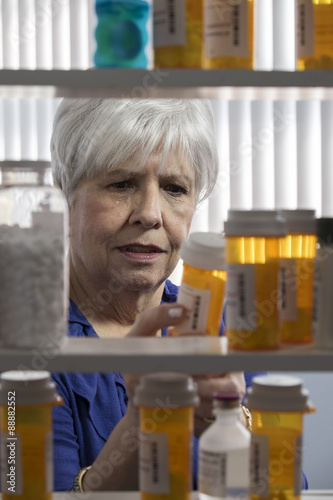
[[154, 0, 204, 68], [279, 210, 317, 345], [245, 375, 314, 500], [224, 210, 286, 350], [0, 161, 68, 351], [198, 392, 251, 500], [173, 232, 227, 336], [133, 372, 199, 500], [297, 0, 333, 69], [0, 371, 63, 500], [94, 0, 153, 68], [313, 218, 333, 349], [204, 0, 254, 69]]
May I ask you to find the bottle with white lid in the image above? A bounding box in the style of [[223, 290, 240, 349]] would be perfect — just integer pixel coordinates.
[[224, 209, 286, 350], [313, 217, 333, 349], [279, 209, 317, 345], [173, 232, 227, 336], [0, 371, 63, 500], [245, 374, 314, 500], [198, 392, 251, 500], [134, 372, 199, 500], [0, 161, 68, 351]]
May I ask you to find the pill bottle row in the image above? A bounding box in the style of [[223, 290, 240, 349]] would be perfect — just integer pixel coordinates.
[[174, 210, 333, 351], [133, 372, 314, 500], [94, 0, 333, 70]]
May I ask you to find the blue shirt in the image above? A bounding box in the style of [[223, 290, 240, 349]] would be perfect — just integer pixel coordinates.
[[52, 280, 308, 491]]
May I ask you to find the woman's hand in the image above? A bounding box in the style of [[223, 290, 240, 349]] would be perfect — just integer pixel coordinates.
[[192, 372, 246, 438], [123, 303, 246, 439]]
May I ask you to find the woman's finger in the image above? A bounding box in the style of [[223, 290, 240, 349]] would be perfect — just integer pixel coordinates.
[[126, 303, 188, 338]]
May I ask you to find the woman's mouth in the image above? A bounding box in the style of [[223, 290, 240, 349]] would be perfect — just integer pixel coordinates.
[[118, 244, 164, 261]]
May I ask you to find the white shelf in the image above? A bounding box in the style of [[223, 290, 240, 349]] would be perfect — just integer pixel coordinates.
[[1, 337, 332, 373], [1, 69, 333, 99], [0, 491, 327, 499]]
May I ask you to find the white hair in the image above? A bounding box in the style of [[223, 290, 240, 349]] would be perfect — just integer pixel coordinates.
[[50, 98, 219, 206]]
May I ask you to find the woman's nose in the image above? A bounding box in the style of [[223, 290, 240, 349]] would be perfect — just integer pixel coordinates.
[[128, 188, 163, 229]]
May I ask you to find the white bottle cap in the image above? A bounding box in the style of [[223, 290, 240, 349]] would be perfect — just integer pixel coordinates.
[[245, 374, 311, 412], [133, 373, 199, 408], [0, 371, 61, 406], [224, 209, 286, 237], [179, 232, 226, 271], [280, 209, 316, 235]]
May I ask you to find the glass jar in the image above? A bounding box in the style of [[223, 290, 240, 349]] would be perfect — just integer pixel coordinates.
[[0, 161, 68, 351]]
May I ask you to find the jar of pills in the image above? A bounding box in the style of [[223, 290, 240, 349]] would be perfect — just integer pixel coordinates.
[[173, 232, 227, 336], [0, 161, 68, 351], [245, 374, 314, 500], [0, 371, 63, 500], [224, 209, 286, 350], [134, 372, 199, 500], [279, 209, 317, 345]]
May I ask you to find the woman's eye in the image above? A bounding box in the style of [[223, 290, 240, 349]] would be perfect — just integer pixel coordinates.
[[109, 181, 132, 189], [165, 184, 188, 195]]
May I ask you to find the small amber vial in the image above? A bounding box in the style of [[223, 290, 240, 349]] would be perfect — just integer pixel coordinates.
[[0, 371, 62, 500], [224, 210, 286, 351], [134, 373, 199, 500], [279, 210, 317, 345], [297, 0, 333, 69], [173, 232, 227, 336], [246, 375, 314, 500], [154, 0, 204, 68], [204, 0, 254, 69]]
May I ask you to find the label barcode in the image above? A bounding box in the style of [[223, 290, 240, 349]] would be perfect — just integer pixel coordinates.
[[300, 4, 306, 46], [152, 441, 159, 484], [168, 0, 175, 34], [233, 5, 239, 46], [191, 296, 201, 330], [238, 274, 245, 318], [280, 267, 287, 310]]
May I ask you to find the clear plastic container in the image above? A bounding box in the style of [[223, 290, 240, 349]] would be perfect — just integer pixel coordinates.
[[198, 392, 251, 500], [173, 232, 227, 336], [134, 372, 199, 500], [0, 161, 68, 351], [94, 0, 153, 68], [297, 0, 333, 69], [0, 371, 63, 500], [245, 375, 314, 500], [279, 210, 316, 344], [313, 217, 333, 349], [204, 0, 254, 69], [224, 210, 286, 350], [154, 0, 204, 68]]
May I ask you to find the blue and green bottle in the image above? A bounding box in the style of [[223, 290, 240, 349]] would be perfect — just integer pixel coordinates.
[[94, 0, 152, 68]]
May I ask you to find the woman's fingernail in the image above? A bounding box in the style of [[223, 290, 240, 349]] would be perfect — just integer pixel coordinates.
[[168, 307, 183, 318]]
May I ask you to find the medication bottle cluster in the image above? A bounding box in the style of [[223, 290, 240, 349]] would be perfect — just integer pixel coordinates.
[[0, 161, 68, 351], [94, 0, 333, 69], [134, 373, 313, 500], [0, 371, 62, 500], [174, 209, 333, 351]]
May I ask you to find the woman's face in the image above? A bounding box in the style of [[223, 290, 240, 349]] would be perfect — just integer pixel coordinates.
[[69, 154, 196, 293]]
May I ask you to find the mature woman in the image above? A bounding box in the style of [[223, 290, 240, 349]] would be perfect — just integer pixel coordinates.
[[50, 98, 306, 492]]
